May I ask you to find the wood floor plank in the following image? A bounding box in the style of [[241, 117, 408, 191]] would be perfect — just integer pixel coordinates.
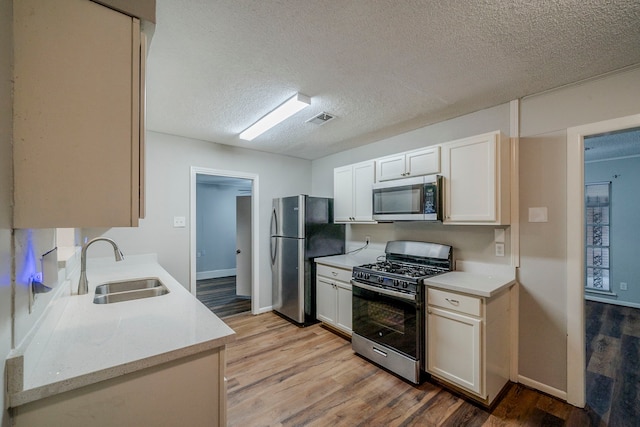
[[223, 312, 593, 426], [585, 300, 640, 425]]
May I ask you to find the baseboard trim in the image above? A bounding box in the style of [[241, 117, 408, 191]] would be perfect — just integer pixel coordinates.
[[196, 268, 236, 280], [256, 306, 273, 315], [517, 375, 567, 401]]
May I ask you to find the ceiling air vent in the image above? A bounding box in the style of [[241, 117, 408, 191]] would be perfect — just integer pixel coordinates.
[[306, 112, 335, 126]]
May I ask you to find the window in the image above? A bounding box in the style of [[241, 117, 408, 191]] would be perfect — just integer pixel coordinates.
[[585, 182, 611, 293]]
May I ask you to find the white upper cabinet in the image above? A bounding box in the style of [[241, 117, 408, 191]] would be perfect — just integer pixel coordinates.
[[441, 131, 510, 225], [13, 0, 146, 228], [375, 146, 440, 182], [333, 161, 376, 223]]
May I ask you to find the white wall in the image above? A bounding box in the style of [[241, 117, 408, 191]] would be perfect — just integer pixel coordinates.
[[585, 155, 640, 307], [518, 67, 640, 393], [83, 131, 312, 310], [312, 103, 511, 196], [0, 1, 13, 424]]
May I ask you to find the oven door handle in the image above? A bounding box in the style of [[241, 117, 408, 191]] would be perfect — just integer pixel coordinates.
[[351, 280, 416, 302]]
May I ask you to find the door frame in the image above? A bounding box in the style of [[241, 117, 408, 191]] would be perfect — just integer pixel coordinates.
[[566, 113, 640, 407], [190, 166, 260, 315]]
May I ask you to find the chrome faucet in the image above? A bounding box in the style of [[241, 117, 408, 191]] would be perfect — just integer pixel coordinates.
[[77, 238, 124, 295]]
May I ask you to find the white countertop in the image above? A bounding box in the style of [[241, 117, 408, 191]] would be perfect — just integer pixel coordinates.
[[7, 254, 236, 407], [314, 250, 383, 269], [423, 261, 516, 298]]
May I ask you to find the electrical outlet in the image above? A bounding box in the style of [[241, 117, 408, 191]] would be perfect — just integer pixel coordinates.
[[495, 243, 505, 257], [173, 216, 186, 228], [620, 282, 628, 291], [365, 236, 370, 244]]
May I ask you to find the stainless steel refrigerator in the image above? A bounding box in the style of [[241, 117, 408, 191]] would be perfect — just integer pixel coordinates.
[[271, 195, 345, 325]]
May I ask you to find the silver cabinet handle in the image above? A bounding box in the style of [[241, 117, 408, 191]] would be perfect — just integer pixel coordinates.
[[445, 298, 460, 305], [331, 271, 338, 276]]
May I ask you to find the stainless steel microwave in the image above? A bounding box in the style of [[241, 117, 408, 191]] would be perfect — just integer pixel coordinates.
[[372, 175, 443, 221]]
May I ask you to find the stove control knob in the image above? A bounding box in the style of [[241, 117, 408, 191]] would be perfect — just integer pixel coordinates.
[[377, 276, 384, 283], [402, 282, 408, 288], [365, 273, 370, 280]]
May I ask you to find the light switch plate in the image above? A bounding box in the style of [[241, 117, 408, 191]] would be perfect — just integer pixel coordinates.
[[173, 216, 186, 228], [528, 207, 548, 223]]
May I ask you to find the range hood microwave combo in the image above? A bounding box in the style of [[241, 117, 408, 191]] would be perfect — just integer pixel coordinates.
[[372, 174, 443, 222]]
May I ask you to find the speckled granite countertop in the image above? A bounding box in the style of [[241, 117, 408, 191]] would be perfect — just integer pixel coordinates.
[[7, 254, 236, 407]]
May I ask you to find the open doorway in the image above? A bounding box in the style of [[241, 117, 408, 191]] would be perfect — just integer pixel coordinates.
[[582, 127, 640, 424], [190, 167, 259, 318], [566, 113, 640, 409]]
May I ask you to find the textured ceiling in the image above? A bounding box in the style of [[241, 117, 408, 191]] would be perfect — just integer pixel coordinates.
[[585, 127, 640, 162], [145, 0, 640, 160]]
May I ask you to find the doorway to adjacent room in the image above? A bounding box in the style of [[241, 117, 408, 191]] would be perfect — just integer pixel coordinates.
[[566, 113, 640, 409], [189, 167, 259, 317]]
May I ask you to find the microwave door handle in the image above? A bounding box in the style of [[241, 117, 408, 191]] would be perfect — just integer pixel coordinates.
[[351, 280, 416, 302]]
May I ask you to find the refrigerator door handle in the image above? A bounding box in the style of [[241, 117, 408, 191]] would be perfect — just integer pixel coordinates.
[[270, 236, 277, 265], [270, 208, 278, 265], [270, 208, 278, 237]]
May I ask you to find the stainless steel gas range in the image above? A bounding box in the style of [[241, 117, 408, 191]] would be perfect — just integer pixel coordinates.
[[351, 240, 453, 384]]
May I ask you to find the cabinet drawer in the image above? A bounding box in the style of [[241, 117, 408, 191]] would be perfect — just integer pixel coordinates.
[[428, 288, 481, 317], [316, 264, 352, 283]]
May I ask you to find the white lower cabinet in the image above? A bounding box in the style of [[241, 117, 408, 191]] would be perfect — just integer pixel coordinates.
[[316, 263, 353, 335], [426, 287, 510, 406]]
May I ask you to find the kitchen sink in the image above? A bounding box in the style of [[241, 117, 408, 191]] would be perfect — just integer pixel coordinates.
[[93, 278, 170, 304], [95, 278, 165, 294]]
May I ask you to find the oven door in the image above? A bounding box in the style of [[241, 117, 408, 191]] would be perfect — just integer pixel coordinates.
[[351, 280, 420, 359]]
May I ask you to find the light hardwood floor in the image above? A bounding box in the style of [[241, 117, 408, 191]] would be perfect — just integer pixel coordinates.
[[224, 312, 594, 427]]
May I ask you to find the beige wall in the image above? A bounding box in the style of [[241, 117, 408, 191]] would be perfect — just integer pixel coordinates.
[[518, 66, 640, 392], [0, 0, 13, 425], [83, 131, 313, 310]]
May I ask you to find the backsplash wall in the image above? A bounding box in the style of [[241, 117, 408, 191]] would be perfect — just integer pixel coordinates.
[[348, 223, 510, 265]]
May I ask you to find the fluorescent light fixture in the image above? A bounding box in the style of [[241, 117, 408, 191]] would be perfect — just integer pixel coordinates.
[[239, 93, 311, 141]]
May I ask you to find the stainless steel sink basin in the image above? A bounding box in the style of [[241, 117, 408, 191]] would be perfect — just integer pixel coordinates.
[[93, 278, 170, 304], [95, 278, 164, 294]]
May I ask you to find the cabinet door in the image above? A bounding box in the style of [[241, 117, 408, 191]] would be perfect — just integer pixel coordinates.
[[406, 147, 440, 177], [336, 282, 352, 334], [13, 0, 143, 228], [427, 307, 482, 396], [375, 154, 406, 181], [316, 277, 337, 324], [333, 165, 354, 222], [352, 161, 375, 222], [442, 133, 497, 223]]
